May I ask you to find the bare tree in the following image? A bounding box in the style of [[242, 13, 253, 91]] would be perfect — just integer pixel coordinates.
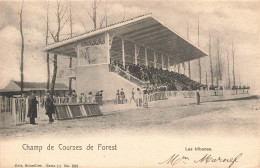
[[69, 1, 73, 95], [19, 0, 24, 95], [232, 41, 236, 87], [48, 0, 69, 97], [216, 37, 222, 86], [209, 32, 214, 86], [197, 18, 202, 83], [203, 59, 208, 86], [187, 21, 191, 78], [226, 49, 231, 88], [88, 0, 102, 30], [215, 57, 218, 86], [104, 5, 108, 27], [80, 0, 107, 31], [217, 38, 222, 81], [205, 72, 208, 86], [46, 1, 50, 89], [216, 37, 219, 86]]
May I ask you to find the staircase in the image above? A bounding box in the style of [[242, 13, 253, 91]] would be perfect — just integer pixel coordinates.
[[109, 64, 149, 88]]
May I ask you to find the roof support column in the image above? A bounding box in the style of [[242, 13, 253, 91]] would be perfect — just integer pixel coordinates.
[[154, 51, 157, 68], [167, 55, 170, 70], [198, 58, 201, 83], [161, 54, 164, 70], [145, 48, 148, 67], [134, 44, 138, 65], [122, 38, 125, 68], [75, 43, 81, 66], [178, 62, 180, 73], [182, 62, 186, 74], [188, 61, 191, 78], [105, 33, 110, 64]]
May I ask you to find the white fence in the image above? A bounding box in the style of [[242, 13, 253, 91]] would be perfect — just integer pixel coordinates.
[[0, 97, 28, 127], [145, 89, 250, 104]]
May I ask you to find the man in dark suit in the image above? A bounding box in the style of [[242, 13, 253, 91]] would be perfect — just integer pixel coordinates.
[[27, 90, 38, 125], [45, 90, 55, 124]]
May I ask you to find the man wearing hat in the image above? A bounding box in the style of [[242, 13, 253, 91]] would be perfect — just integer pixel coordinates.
[[45, 90, 55, 123], [27, 90, 38, 125]]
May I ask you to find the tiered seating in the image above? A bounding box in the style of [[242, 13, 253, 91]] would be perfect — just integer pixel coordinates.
[[112, 61, 204, 91]]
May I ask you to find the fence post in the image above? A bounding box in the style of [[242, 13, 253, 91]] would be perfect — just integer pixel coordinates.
[[12, 98, 16, 126], [25, 98, 29, 123]]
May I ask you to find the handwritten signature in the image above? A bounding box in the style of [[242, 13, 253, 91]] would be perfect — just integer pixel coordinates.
[[159, 153, 242, 168]]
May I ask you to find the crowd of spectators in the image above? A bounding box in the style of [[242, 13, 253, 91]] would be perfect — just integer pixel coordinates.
[[112, 61, 204, 91], [66, 90, 103, 104]]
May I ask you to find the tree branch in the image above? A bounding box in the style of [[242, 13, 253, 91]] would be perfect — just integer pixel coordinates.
[[87, 11, 94, 20], [60, 15, 70, 31], [99, 15, 105, 28], [48, 27, 57, 42], [96, 0, 102, 8], [60, 2, 68, 21]]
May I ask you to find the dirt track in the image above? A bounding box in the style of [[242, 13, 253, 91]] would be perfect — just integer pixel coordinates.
[[1, 95, 259, 139]]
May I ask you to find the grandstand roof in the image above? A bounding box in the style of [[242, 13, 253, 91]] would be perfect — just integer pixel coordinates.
[[43, 13, 207, 63]]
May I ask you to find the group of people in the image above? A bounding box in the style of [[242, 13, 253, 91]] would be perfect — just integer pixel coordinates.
[[68, 90, 103, 104], [77, 92, 96, 103], [27, 89, 104, 125], [112, 61, 204, 91], [115, 88, 126, 104], [115, 88, 144, 107], [27, 90, 55, 125]]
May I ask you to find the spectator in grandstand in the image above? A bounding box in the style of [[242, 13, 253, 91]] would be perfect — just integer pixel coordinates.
[[96, 90, 103, 96], [130, 88, 136, 104], [72, 90, 77, 97], [111, 61, 203, 92], [95, 90, 103, 106], [87, 92, 95, 103], [71, 90, 77, 103], [115, 63, 120, 74], [78, 93, 84, 103], [27, 90, 38, 125], [125, 66, 131, 80], [45, 90, 55, 124], [196, 89, 200, 105], [84, 93, 89, 103]]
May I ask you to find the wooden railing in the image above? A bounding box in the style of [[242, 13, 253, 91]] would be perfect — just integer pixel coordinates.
[[109, 64, 149, 87]]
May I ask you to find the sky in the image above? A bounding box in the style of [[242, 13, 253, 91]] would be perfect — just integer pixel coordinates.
[[0, 0, 259, 89]]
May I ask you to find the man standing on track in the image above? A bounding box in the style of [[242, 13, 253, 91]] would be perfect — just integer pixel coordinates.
[[27, 90, 38, 125], [45, 90, 55, 124], [130, 88, 136, 104]]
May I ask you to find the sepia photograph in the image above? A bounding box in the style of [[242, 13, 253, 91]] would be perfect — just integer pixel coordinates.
[[0, 0, 259, 167]]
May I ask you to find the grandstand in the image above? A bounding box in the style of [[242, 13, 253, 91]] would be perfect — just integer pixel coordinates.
[[43, 13, 207, 101]]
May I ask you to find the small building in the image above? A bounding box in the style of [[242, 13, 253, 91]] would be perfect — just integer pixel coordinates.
[[0, 80, 69, 97]]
